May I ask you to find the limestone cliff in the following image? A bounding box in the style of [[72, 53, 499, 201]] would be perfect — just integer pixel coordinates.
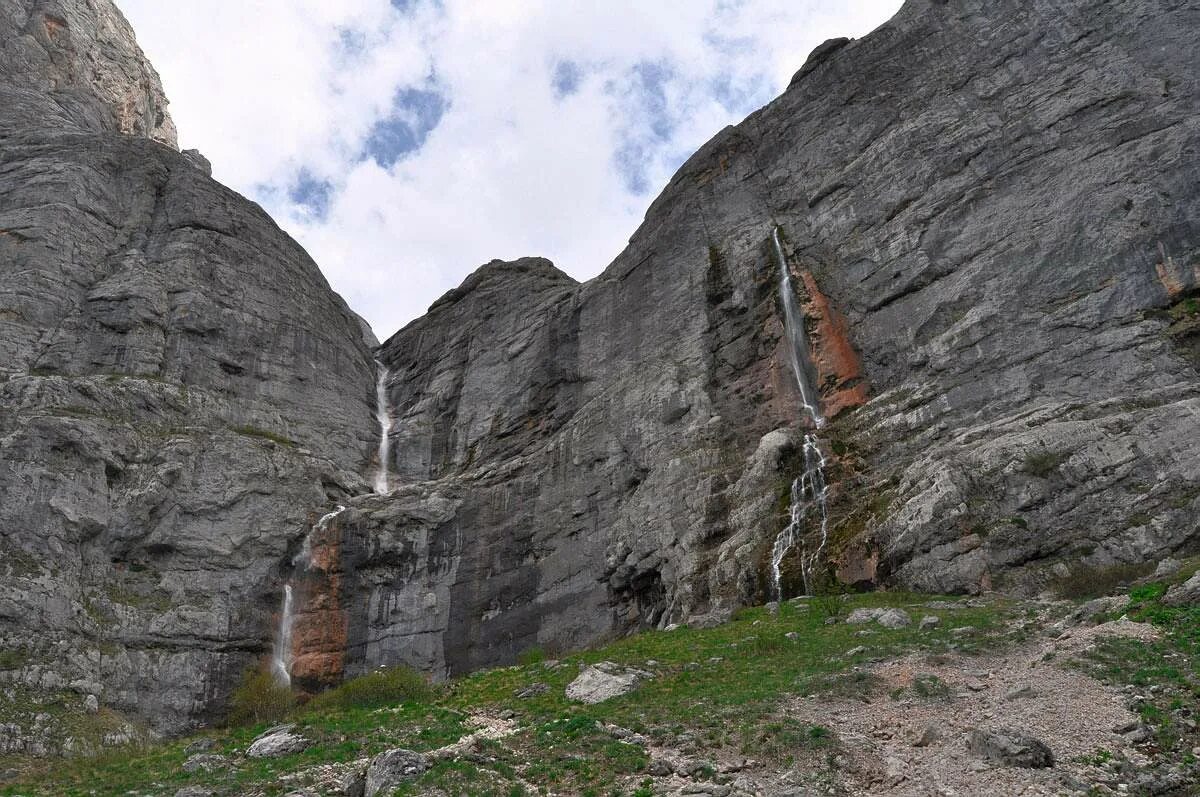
[[1, 0, 1198, 746], [0, 0, 377, 747]]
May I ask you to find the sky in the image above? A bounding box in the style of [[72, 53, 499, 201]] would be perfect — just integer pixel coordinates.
[[118, 0, 903, 340]]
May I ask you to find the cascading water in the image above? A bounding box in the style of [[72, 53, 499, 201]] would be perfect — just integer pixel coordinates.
[[770, 226, 832, 600], [270, 585, 295, 686], [271, 505, 346, 686], [374, 362, 392, 494]]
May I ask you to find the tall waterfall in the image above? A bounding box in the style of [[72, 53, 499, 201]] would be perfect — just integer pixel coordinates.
[[770, 226, 831, 600], [270, 585, 295, 686], [374, 361, 392, 494], [271, 505, 346, 686]]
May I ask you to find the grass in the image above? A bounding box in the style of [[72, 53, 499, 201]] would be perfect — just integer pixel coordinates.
[[0, 592, 1014, 797], [231, 425, 294, 447]]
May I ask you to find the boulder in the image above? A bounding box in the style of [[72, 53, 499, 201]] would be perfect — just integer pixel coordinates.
[[845, 608, 884, 624], [566, 665, 643, 704], [967, 728, 1054, 768], [877, 609, 912, 629], [247, 725, 309, 758], [1164, 573, 1200, 607], [365, 749, 430, 796]]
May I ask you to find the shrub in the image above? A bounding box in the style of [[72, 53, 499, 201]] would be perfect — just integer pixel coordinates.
[[226, 665, 295, 727], [1051, 561, 1156, 600], [1021, 450, 1067, 478], [517, 646, 546, 666], [305, 666, 433, 714]]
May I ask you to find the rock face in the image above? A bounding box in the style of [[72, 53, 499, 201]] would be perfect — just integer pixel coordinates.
[[295, 0, 1200, 686], [3, 0, 1200, 743], [0, 0, 377, 744]]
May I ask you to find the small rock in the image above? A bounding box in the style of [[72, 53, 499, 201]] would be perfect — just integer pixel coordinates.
[[1123, 725, 1153, 744], [688, 609, 734, 629], [784, 631, 799, 640], [1005, 684, 1037, 701], [648, 758, 673, 776], [515, 682, 549, 699], [1153, 558, 1182, 579], [182, 753, 228, 773], [877, 608, 912, 629], [183, 737, 215, 754], [846, 608, 884, 624], [174, 788, 214, 797], [918, 615, 940, 631], [967, 728, 1054, 768], [765, 601, 779, 616], [823, 616, 838, 625], [846, 645, 867, 657], [911, 724, 941, 747], [365, 749, 430, 796], [1050, 562, 1072, 579], [247, 725, 309, 758], [83, 694, 99, 714]]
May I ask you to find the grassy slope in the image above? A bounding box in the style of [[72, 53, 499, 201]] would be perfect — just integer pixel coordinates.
[[7, 565, 1198, 797]]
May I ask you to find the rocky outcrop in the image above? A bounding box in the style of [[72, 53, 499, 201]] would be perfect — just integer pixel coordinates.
[[0, 0, 377, 742]]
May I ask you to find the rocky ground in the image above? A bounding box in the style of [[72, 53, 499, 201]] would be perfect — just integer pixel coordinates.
[[2, 560, 1198, 797]]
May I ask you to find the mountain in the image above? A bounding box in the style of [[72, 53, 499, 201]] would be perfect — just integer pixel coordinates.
[[0, 0, 1196, 748]]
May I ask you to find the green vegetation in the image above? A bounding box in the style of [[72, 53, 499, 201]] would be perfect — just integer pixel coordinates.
[[231, 425, 294, 446], [304, 666, 433, 715], [1021, 449, 1068, 478], [0, 593, 1014, 797], [1051, 560, 1156, 600], [226, 666, 296, 727]]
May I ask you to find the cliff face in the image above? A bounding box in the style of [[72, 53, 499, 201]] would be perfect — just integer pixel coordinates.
[[297, 0, 1199, 685], [0, 0, 378, 745], [2, 0, 1198, 743]]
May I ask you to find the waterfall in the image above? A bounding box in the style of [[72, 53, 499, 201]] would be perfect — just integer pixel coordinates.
[[772, 227, 824, 429], [271, 504, 346, 686], [374, 361, 393, 494], [770, 226, 831, 600], [271, 585, 295, 686]]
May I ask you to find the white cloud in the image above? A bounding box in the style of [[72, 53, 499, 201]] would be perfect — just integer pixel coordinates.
[[118, 0, 903, 339]]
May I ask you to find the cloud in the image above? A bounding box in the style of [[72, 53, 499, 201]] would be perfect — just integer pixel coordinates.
[[118, 0, 902, 339]]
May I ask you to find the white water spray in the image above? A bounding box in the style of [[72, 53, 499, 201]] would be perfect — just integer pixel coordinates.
[[769, 226, 832, 600], [271, 504, 346, 686], [374, 362, 393, 494]]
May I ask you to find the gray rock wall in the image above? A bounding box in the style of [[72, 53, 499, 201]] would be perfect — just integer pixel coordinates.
[[0, 0, 377, 742], [338, 0, 1200, 683]]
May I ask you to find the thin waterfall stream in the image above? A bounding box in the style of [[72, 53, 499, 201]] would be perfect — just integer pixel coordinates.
[[374, 361, 392, 494], [271, 505, 346, 686], [770, 226, 831, 600]]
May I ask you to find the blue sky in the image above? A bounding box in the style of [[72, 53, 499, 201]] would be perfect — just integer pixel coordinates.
[[119, 0, 901, 338]]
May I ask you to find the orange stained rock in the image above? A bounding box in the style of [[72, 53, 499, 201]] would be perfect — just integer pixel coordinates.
[[799, 270, 869, 417]]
